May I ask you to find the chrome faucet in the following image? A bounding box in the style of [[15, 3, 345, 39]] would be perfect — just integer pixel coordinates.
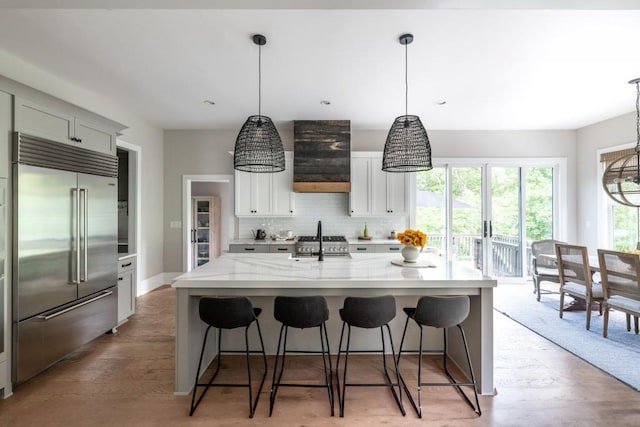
[[317, 220, 324, 261]]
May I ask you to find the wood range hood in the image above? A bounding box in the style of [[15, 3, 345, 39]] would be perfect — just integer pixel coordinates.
[[293, 120, 351, 193]]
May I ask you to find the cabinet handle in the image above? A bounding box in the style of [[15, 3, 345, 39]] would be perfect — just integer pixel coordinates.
[[357, 247, 367, 251], [118, 277, 123, 281], [389, 247, 399, 251], [276, 248, 288, 251], [244, 248, 255, 251], [290, 210, 293, 213], [121, 262, 132, 268]]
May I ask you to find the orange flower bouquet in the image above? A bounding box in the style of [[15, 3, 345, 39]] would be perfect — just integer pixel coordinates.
[[396, 229, 427, 249]]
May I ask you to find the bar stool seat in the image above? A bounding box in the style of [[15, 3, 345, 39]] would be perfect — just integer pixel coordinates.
[[336, 295, 405, 417], [269, 296, 334, 416], [189, 296, 267, 418], [397, 295, 481, 417]]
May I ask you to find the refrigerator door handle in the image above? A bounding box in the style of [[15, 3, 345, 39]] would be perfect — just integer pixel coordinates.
[[72, 187, 80, 285], [81, 188, 89, 283], [36, 290, 113, 321]]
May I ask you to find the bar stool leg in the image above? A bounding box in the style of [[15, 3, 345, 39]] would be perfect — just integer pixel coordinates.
[[248, 318, 268, 418], [320, 323, 335, 416], [456, 325, 481, 416], [396, 317, 420, 417], [189, 325, 212, 416], [383, 324, 405, 416], [269, 324, 288, 416], [337, 323, 351, 417]]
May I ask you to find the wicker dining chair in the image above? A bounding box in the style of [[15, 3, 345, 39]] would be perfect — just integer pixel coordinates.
[[531, 239, 566, 301], [556, 244, 604, 330], [597, 249, 640, 338]]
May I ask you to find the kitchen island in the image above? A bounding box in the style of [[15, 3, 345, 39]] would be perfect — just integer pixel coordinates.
[[172, 253, 497, 395]]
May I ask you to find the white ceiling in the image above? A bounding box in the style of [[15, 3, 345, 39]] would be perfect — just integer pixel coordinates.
[[1, 1, 640, 131]]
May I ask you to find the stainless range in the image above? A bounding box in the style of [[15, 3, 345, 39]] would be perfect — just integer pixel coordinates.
[[295, 235, 350, 257]]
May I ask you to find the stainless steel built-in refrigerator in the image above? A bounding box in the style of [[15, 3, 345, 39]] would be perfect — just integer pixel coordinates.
[[12, 133, 118, 383]]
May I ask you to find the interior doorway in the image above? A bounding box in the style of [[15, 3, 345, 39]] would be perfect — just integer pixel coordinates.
[[182, 175, 234, 272], [116, 141, 141, 258]]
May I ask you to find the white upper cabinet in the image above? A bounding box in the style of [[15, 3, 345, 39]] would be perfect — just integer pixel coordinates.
[[15, 97, 116, 155], [74, 118, 116, 155], [235, 154, 295, 217], [235, 168, 271, 215], [271, 156, 295, 215], [350, 154, 409, 217], [349, 157, 371, 215]]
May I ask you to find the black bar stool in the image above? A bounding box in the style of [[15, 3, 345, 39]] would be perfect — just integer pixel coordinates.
[[335, 295, 405, 417], [269, 296, 334, 416], [397, 295, 481, 417], [189, 296, 268, 418]]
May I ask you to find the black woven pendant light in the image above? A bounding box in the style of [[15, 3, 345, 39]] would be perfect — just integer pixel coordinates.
[[234, 34, 285, 173], [602, 78, 640, 207], [382, 33, 432, 173]]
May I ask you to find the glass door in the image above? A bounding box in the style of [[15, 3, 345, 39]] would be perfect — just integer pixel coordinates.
[[193, 198, 212, 268], [486, 167, 523, 278], [416, 162, 558, 280]]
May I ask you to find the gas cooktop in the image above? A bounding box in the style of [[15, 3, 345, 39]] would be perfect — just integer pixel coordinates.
[[297, 235, 347, 242]]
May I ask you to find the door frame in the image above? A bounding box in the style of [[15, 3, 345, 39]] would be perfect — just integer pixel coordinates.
[[181, 174, 234, 272], [116, 140, 141, 291]]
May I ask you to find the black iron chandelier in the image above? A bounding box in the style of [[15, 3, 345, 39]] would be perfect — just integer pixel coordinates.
[[382, 33, 432, 173], [602, 78, 640, 207], [233, 34, 285, 173]]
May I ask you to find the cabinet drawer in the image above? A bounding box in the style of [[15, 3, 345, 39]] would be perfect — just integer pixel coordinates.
[[375, 244, 402, 253], [0, 360, 6, 391], [118, 258, 136, 274], [229, 244, 269, 253], [269, 244, 294, 254], [349, 244, 372, 253]]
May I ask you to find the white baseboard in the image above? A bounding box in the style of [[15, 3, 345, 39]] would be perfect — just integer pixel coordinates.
[[137, 272, 182, 296]]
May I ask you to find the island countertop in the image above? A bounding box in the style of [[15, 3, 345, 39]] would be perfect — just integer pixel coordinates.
[[172, 253, 496, 290], [172, 253, 496, 396]]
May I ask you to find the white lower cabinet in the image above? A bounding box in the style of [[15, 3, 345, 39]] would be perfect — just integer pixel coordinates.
[[375, 244, 403, 253], [349, 244, 373, 253], [229, 244, 270, 253], [117, 257, 137, 324]]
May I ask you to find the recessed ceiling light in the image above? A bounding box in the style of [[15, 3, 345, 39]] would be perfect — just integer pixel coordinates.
[[203, 100, 216, 105], [320, 100, 331, 105], [436, 100, 447, 105]]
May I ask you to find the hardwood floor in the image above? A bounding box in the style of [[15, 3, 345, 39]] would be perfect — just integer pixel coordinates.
[[1, 285, 639, 426]]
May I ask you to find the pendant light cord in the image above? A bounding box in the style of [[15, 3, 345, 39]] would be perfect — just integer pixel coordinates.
[[636, 81, 639, 150], [258, 42, 262, 118], [405, 40, 408, 118]]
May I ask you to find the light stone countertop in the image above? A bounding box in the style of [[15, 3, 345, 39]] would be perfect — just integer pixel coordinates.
[[172, 252, 495, 289]]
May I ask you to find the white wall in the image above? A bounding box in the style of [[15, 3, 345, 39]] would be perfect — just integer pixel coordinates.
[[164, 127, 577, 271], [0, 49, 165, 283], [576, 111, 636, 251]]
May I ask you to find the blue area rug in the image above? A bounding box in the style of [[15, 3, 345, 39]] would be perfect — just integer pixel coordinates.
[[494, 285, 640, 390]]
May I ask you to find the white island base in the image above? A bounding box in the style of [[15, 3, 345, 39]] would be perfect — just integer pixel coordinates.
[[172, 253, 497, 396]]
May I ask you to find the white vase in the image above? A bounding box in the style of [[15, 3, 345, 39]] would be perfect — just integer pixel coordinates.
[[401, 245, 421, 263]]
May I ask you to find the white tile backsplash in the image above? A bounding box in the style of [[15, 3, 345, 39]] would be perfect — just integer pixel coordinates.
[[239, 193, 408, 239]]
